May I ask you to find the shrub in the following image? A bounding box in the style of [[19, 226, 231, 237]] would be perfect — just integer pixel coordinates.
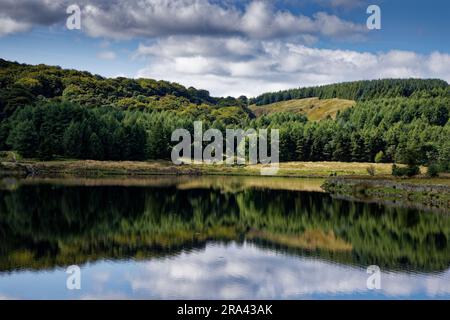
[[0, 151, 20, 162], [426, 163, 440, 177], [407, 165, 421, 177], [392, 164, 401, 176], [392, 164, 420, 177], [374, 151, 385, 163], [366, 165, 376, 176]]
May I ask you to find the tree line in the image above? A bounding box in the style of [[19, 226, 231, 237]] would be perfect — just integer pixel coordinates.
[[273, 95, 449, 170], [0, 59, 449, 173], [0, 58, 249, 119], [251, 79, 449, 106]]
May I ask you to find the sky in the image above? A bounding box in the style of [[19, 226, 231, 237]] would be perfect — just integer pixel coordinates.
[[0, 0, 450, 97]]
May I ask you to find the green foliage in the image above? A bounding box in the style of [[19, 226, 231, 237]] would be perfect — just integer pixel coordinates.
[[63, 122, 83, 158], [252, 79, 449, 106], [88, 133, 103, 160], [4, 102, 149, 160], [0, 58, 248, 115], [392, 164, 421, 177], [0, 58, 449, 171], [426, 163, 440, 178], [6, 119, 38, 158], [375, 151, 385, 163]]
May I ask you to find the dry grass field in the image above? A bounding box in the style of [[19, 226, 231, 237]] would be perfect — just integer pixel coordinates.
[[250, 97, 356, 120], [3, 159, 400, 178]]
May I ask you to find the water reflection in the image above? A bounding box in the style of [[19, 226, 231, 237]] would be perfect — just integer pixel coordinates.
[[0, 176, 449, 299]]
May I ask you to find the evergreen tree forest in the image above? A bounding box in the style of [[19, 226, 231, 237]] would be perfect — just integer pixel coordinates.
[[0, 59, 449, 172], [251, 78, 449, 105]]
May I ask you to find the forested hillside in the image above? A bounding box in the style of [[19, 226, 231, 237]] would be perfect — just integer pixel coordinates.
[[0, 59, 449, 173], [0, 58, 250, 119], [251, 79, 449, 106], [276, 95, 449, 168]]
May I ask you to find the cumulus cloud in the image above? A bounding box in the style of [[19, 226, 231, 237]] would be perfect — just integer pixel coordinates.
[[0, 0, 366, 40], [0, 16, 30, 36], [1, 0, 448, 98], [0, 0, 67, 36], [0, 0, 64, 25], [135, 37, 450, 97], [238, 2, 365, 39], [82, 0, 366, 40]]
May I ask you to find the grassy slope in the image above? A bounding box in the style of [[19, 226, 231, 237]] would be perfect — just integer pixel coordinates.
[[0, 159, 426, 178], [250, 97, 356, 120]]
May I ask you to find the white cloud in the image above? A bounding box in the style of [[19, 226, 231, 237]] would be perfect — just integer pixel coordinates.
[[135, 37, 450, 97], [0, 0, 65, 36], [0, 0, 367, 41], [238, 3, 366, 40], [123, 243, 450, 299], [97, 50, 117, 60], [0, 16, 30, 36], [81, 0, 366, 40], [1, 0, 449, 98]]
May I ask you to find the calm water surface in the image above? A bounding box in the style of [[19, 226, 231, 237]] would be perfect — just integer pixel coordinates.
[[0, 176, 449, 299]]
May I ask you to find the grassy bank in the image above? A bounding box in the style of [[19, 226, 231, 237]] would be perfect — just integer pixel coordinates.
[[2, 158, 449, 211], [322, 176, 450, 211], [1, 158, 398, 178]]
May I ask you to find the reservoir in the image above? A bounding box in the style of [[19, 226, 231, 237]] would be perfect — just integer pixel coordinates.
[[0, 176, 448, 299]]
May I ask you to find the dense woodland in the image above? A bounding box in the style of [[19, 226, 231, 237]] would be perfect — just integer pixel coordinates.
[[251, 79, 449, 105], [0, 59, 449, 173]]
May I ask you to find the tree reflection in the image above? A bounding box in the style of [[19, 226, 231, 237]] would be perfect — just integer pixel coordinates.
[[0, 180, 448, 272]]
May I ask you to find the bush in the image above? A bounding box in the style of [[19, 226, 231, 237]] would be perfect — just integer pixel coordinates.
[[366, 165, 376, 176], [426, 163, 440, 177], [392, 164, 420, 177], [392, 164, 401, 176], [0, 151, 20, 162], [374, 151, 385, 163]]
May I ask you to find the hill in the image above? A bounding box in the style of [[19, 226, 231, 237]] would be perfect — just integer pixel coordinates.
[[251, 79, 449, 106], [0, 58, 448, 173], [250, 97, 355, 121], [0, 58, 250, 119]]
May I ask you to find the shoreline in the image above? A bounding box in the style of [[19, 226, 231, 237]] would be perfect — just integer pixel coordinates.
[[322, 176, 450, 212], [0, 159, 409, 178], [1, 159, 449, 211]]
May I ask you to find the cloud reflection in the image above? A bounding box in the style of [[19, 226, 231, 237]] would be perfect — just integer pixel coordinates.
[[125, 242, 450, 299], [0, 242, 449, 299]]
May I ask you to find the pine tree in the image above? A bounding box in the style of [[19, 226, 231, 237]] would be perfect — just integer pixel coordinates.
[[63, 122, 82, 158], [88, 132, 103, 160], [6, 120, 38, 158]]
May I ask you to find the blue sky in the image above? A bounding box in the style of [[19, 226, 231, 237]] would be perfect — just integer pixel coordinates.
[[0, 0, 449, 97]]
